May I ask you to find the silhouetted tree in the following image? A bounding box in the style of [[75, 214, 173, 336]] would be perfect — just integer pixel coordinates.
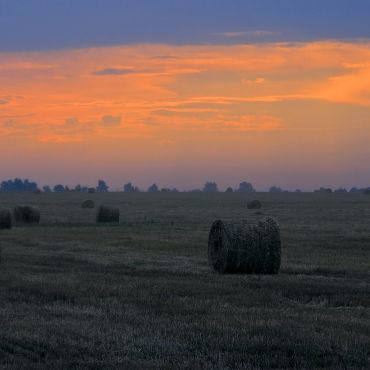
[[43, 185, 52, 193], [315, 187, 332, 193], [124, 182, 135, 192], [0, 178, 38, 192], [148, 183, 159, 192], [203, 182, 218, 193], [237, 181, 256, 193], [96, 180, 109, 192], [161, 188, 171, 192], [225, 187, 234, 193], [269, 186, 283, 193], [334, 188, 347, 193], [53, 184, 66, 193]]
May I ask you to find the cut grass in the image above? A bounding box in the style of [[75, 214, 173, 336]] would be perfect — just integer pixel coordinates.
[[0, 192, 369, 369]]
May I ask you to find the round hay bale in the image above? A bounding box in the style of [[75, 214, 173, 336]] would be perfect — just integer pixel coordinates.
[[81, 200, 95, 209], [247, 200, 262, 209], [96, 205, 119, 223], [208, 217, 281, 274], [0, 209, 12, 229], [13, 206, 40, 224]]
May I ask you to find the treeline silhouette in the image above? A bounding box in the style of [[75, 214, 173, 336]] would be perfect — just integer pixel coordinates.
[[1, 178, 370, 194]]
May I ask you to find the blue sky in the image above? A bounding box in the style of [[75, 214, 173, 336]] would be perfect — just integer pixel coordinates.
[[1, 0, 370, 51]]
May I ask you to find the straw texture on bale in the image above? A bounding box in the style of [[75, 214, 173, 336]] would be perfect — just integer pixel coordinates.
[[81, 200, 95, 209], [208, 217, 281, 274], [96, 206, 120, 223], [247, 200, 262, 209], [13, 206, 41, 224], [0, 209, 12, 229]]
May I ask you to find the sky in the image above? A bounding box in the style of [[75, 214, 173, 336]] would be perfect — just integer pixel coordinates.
[[1, 0, 370, 190]]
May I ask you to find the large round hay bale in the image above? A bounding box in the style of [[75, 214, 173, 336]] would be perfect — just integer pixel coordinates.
[[96, 205, 119, 223], [81, 199, 95, 209], [13, 206, 40, 224], [247, 200, 262, 209], [208, 217, 281, 274], [0, 209, 12, 229]]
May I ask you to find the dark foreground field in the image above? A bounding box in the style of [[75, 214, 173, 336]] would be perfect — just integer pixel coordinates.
[[0, 192, 369, 369]]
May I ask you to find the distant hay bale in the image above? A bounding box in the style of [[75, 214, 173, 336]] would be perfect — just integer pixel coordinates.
[[13, 206, 40, 224], [96, 205, 120, 223], [81, 200, 95, 209], [208, 217, 281, 274], [247, 200, 262, 209], [0, 209, 12, 229]]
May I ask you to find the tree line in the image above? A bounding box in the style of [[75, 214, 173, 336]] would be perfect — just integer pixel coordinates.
[[0, 178, 369, 194]]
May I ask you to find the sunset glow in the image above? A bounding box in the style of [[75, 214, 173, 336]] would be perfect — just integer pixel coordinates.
[[2, 5, 370, 190]]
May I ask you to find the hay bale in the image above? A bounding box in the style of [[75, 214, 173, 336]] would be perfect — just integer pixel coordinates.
[[81, 200, 95, 209], [96, 205, 119, 223], [0, 209, 12, 229], [13, 206, 40, 224], [247, 200, 262, 209], [208, 217, 281, 274]]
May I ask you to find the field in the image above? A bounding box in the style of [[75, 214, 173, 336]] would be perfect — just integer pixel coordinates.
[[0, 192, 369, 369]]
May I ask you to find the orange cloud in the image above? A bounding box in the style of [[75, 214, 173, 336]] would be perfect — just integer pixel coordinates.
[[1, 41, 370, 188]]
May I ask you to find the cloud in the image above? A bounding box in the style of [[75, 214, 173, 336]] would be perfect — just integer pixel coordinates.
[[93, 68, 137, 76], [215, 30, 281, 38], [242, 77, 266, 85], [0, 95, 25, 105], [151, 55, 180, 60], [101, 115, 122, 126], [221, 115, 283, 132]]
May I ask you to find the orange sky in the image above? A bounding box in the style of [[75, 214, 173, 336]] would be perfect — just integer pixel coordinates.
[[1, 41, 370, 190]]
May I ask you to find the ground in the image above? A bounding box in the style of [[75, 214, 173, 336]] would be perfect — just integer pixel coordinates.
[[0, 192, 369, 369]]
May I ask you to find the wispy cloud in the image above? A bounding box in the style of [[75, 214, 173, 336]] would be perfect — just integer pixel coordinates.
[[101, 115, 121, 126], [242, 77, 266, 85], [93, 67, 137, 76], [214, 30, 281, 38]]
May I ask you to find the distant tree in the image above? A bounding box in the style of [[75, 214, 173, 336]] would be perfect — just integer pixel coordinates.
[[363, 188, 370, 195], [96, 180, 109, 192], [53, 184, 66, 193], [295, 189, 302, 193], [124, 182, 135, 192], [237, 181, 256, 193], [161, 188, 171, 192], [43, 185, 52, 193], [334, 188, 347, 193], [225, 187, 234, 193], [73, 184, 89, 192], [148, 183, 159, 193], [170, 188, 179, 193], [315, 187, 332, 193], [350, 187, 360, 193], [189, 189, 202, 193], [0, 178, 38, 192], [203, 182, 218, 193], [269, 186, 283, 193], [88, 187, 96, 193]]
